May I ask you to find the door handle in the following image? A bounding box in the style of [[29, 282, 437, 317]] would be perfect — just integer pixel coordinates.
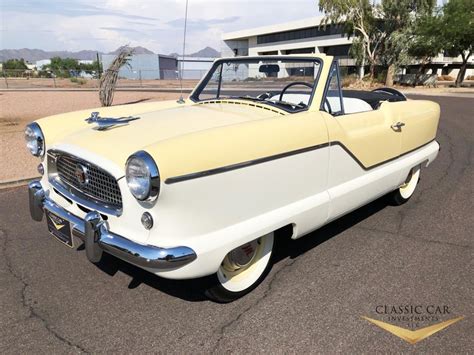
[[391, 121, 405, 131]]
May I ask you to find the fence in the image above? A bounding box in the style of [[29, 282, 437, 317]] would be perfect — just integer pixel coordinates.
[[0, 69, 208, 89]]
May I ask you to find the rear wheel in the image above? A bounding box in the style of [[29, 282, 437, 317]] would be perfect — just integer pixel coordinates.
[[205, 233, 274, 303], [389, 166, 421, 205]]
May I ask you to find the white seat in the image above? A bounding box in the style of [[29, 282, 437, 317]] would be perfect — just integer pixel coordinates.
[[270, 93, 311, 106], [270, 92, 373, 114], [327, 96, 373, 114]]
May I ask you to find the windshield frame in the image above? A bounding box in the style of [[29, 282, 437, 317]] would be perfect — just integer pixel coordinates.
[[189, 56, 324, 113]]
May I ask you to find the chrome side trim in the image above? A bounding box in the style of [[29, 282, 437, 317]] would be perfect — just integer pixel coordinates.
[[165, 139, 437, 184], [28, 181, 197, 270]]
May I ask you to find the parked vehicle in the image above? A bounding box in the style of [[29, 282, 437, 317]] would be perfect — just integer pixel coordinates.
[[26, 55, 440, 302]]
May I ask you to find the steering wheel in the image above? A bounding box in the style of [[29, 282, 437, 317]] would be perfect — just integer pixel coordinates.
[[256, 92, 275, 100], [279, 81, 314, 102]]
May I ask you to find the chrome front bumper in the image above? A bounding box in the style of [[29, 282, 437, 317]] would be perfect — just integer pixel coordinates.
[[28, 181, 197, 270]]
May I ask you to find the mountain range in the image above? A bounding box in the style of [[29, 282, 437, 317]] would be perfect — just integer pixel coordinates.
[[169, 46, 221, 58], [0, 46, 221, 62]]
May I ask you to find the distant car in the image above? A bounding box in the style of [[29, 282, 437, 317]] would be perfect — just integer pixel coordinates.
[[26, 55, 440, 302]]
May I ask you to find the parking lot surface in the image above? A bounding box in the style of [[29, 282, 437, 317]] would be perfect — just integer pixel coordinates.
[[0, 95, 472, 353]]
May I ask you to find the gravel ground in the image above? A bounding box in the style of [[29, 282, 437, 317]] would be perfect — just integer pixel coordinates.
[[0, 91, 180, 183]]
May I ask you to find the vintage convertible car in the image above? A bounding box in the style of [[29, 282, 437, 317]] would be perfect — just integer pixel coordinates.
[[26, 54, 440, 302]]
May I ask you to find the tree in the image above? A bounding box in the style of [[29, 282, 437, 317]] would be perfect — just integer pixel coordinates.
[[408, 11, 443, 86], [45, 57, 80, 77], [379, 0, 436, 86], [3, 58, 28, 70], [319, 0, 385, 79], [438, 0, 474, 87]]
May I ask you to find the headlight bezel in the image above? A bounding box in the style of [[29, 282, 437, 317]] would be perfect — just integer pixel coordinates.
[[25, 122, 45, 157], [125, 151, 160, 201]]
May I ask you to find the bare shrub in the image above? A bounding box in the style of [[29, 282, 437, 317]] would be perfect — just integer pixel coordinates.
[[438, 75, 455, 81], [341, 74, 359, 87], [99, 46, 134, 106]]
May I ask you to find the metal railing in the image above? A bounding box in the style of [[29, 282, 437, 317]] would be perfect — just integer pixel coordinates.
[[0, 69, 208, 89]]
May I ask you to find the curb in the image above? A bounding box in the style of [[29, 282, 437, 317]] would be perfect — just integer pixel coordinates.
[[0, 176, 40, 190]]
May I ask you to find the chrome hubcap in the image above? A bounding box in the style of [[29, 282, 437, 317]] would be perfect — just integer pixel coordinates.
[[222, 239, 260, 272]]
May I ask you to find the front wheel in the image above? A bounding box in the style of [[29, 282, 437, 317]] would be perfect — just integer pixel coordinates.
[[389, 166, 421, 205], [205, 233, 274, 303]]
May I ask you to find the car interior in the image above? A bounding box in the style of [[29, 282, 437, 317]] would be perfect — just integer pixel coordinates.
[[268, 87, 407, 115]]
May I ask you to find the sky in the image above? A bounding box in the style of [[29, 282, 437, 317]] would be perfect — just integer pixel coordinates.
[[0, 0, 322, 54]]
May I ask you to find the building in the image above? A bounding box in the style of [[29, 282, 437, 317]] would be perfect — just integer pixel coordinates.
[[222, 16, 353, 62], [35, 59, 51, 70], [177, 56, 216, 79], [222, 16, 473, 79], [100, 54, 178, 80]]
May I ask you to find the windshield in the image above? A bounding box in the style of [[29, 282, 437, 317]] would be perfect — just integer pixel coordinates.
[[191, 57, 322, 112]]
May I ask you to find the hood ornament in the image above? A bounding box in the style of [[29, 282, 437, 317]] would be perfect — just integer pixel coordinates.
[[85, 112, 140, 131]]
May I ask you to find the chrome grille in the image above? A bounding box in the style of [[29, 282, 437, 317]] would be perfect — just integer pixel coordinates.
[[55, 153, 122, 208]]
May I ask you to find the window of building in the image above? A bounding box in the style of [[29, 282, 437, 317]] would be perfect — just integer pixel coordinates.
[[258, 51, 279, 55], [256, 25, 344, 45]]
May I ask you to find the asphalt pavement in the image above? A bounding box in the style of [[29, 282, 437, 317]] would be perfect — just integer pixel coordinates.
[[0, 95, 472, 353]]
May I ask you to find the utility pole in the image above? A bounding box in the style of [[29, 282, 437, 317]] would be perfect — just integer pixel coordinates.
[[96, 52, 102, 78]]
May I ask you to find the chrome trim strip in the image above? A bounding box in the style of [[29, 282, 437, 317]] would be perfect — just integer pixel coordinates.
[[165, 142, 330, 184], [165, 139, 437, 184], [28, 181, 197, 270]]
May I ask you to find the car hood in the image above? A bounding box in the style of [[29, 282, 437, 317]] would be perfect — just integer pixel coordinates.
[[46, 102, 284, 175]]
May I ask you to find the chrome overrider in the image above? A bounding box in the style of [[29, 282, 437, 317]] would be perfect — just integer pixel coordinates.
[[28, 181, 197, 269]]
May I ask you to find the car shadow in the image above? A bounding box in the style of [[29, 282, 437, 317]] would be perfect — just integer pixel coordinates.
[[119, 98, 152, 105], [92, 195, 391, 302]]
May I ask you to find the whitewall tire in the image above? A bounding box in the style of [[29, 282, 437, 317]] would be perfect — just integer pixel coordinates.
[[205, 233, 274, 303], [390, 166, 421, 205]]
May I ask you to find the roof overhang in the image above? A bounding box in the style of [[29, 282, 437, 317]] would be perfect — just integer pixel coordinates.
[[222, 16, 330, 41]]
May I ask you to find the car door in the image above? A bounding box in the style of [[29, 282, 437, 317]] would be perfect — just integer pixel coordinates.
[[320, 61, 403, 220]]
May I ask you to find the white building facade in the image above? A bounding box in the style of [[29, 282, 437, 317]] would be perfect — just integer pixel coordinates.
[[222, 16, 473, 79], [223, 17, 353, 62]]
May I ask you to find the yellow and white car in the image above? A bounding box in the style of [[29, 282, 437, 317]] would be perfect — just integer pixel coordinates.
[[26, 55, 440, 302]]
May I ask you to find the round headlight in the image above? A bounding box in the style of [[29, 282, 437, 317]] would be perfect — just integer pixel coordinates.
[[25, 123, 45, 157], [125, 151, 160, 201]]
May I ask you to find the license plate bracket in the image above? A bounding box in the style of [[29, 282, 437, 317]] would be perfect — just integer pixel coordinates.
[[45, 210, 74, 248]]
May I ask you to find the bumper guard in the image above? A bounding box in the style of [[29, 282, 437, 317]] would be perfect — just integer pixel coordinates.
[[28, 181, 197, 270]]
